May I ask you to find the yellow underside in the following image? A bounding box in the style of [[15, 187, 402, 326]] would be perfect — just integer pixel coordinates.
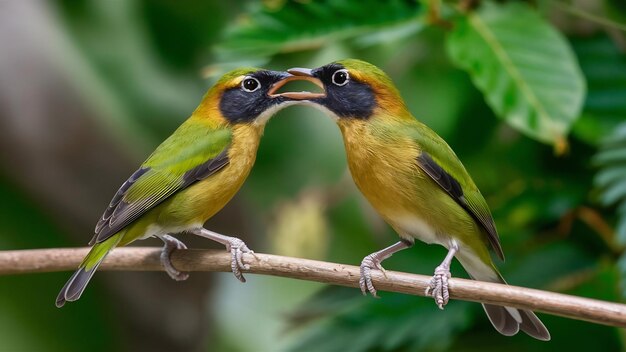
[[337, 116, 492, 266], [118, 123, 263, 247]]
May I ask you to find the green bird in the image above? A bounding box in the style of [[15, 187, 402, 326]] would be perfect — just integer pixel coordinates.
[[56, 68, 296, 307], [281, 59, 550, 340]]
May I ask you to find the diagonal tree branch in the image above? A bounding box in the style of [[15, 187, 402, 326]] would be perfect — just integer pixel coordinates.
[[1, 247, 625, 327]]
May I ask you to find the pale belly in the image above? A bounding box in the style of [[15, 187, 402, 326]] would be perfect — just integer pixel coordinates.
[[390, 213, 444, 245], [352, 166, 495, 280]]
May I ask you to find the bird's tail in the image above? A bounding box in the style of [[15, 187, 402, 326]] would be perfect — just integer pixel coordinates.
[[55, 233, 122, 308], [455, 252, 551, 341]]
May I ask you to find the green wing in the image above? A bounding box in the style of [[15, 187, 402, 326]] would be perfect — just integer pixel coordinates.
[[407, 120, 505, 260], [91, 122, 232, 244]]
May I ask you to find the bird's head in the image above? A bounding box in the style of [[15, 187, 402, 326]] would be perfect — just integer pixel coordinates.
[[279, 59, 408, 120], [198, 68, 298, 126]]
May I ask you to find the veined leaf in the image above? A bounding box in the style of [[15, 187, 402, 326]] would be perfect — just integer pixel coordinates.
[[594, 122, 626, 244], [214, 0, 423, 59], [446, 2, 586, 149]]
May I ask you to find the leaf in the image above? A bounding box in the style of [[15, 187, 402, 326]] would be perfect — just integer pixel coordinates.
[[214, 0, 423, 60], [571, 35, 626, 145], [446, 2, 586, 148], [594, 122, 626, 245], [286, 290, 472, 352]]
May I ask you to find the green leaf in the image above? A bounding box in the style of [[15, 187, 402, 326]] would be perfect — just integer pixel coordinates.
[[287, 290, 472, 352], [571, 35, 626, 145], [446, 2, 586, 148], [594, 122, 626, 245], [215, 0, 423, 60]]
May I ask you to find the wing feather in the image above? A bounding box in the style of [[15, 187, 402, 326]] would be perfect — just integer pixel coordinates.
[[416, 151, 504, 260], [90, 126, 232, 245], [401, 119, 504, 260]]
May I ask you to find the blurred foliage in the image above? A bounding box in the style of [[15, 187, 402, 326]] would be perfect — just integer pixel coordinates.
[[267, 189, 330, 259], [595, 122, 626, 298], [572, 34, 626, 146], [212, 0, 423, 69], [1, 0, 625, 351], [0, 176, 119, 352], [594, 123, 626, 242]]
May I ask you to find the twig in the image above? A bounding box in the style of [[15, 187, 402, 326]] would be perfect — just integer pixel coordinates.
[[1, 247, 625, 327], [551, 0, 626, 32]]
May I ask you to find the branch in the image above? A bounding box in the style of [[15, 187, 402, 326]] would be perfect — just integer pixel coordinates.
[[1, 247, 625, 327]]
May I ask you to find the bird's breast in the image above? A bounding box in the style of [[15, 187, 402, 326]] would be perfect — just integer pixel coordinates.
[[339, 120, 422, 217], [158, 124, 263, 226], [338, 119, 476, 246]]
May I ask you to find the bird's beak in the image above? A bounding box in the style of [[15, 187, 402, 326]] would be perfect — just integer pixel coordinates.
[[268, 68, 326, 99]]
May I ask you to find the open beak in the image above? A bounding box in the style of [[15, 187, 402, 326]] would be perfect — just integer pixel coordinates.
[[267, 68, 326, 99]]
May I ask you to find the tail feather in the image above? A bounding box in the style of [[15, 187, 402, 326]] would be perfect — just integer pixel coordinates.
[[518, 309, 551, 341], [482, 304, 550, 340], [55, 266, 99, 307], [483, 304, 520, 336], [456, 252, 550, 341], [55, 234, 121, 308]]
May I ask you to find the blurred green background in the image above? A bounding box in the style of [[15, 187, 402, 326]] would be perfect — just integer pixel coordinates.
[[1, 0, 625, 351]]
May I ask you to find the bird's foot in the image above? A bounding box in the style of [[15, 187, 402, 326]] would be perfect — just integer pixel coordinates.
[[160, 235, 189, 281], [222, 236, 254, 283], [359, 254, 387, 297], [425, 265, 451, 309], [191, 229, 255, 282]]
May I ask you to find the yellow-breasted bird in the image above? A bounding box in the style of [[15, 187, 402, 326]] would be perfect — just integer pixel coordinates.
[[56, 68, 296, 307], [282, 59, 550, 340]]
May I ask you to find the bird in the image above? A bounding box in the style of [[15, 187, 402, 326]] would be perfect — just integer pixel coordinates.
[[280, 59, 550, 340], [56, 68, 297, 307]]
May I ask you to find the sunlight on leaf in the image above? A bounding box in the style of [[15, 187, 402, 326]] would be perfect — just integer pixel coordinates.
[[268, 189, 330, 260]]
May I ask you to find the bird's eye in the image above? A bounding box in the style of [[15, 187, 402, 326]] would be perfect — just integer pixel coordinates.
[[332, 69, 349, 86], [242, 77, 260, 92]]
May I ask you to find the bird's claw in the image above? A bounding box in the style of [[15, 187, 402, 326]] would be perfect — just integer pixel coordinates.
[[425, 265, 451, 309], [224, 237, 253, 282], [160, 235, 189, 281], [359, 254, 385, 297]]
